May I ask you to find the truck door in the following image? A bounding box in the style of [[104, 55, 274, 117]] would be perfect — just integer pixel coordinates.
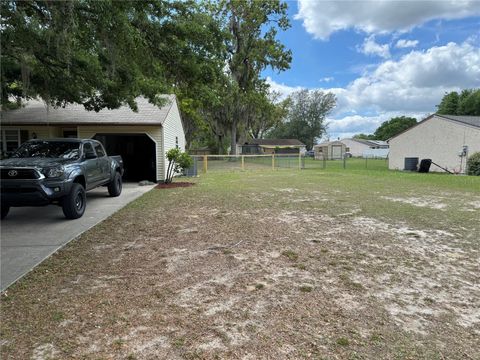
[[82, 142, 99, 189], [94, 142, 111, 183]]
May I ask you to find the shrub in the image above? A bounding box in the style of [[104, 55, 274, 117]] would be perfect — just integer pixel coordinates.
[[165, 148, 193, 184], [467, 152, 480, 176]]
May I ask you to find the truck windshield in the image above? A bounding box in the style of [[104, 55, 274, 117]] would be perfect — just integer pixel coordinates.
[[10, 141, 80, 159]]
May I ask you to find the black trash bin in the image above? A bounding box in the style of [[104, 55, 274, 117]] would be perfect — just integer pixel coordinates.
[[418, 159, 432, 173]]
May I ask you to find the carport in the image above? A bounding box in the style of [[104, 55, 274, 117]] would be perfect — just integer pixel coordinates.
[[94, 133, 156, 182]]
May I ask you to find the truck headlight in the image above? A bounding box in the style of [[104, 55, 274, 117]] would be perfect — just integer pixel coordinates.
[[44, 166, 64, 178]]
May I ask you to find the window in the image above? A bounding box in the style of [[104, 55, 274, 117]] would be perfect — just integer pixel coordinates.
[[94, 143, 106, 157], [83, 143, 96, 158], [1, 129, 21, 156]]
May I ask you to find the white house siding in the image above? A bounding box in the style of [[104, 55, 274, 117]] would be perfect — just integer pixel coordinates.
[[389, 117, 480, 173], [2, 125, 57, 140], [340, 139, 370, 157], [161, 98, 186, 180], [77, 125, 164, 181]]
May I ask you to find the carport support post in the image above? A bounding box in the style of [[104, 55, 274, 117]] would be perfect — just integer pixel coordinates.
[[203, 155, 208, 173], [241, 155, 245, 170]]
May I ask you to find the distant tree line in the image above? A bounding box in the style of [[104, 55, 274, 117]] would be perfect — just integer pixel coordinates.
[[354, 116, 417, 141], [436, 89, 480, 116]]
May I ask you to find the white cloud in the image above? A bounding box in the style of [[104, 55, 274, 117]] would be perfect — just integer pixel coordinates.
[[396, 39, 419, 48], [344, 42, 480, 112], [295, 0, 480, 40], [267, 42, 480, 138], [325, 112, 426, 140], [320, 77, 334, 83], [358, 35, 390, 58], [266, 76, 304, 99]]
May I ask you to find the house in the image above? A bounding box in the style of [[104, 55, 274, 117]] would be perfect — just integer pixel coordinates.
[[313, 140, 346, 160], [240, 139, 306, 155], [0, 96, 185, 182], [388, 114, 480, 173], [340, 138, 389, 157]]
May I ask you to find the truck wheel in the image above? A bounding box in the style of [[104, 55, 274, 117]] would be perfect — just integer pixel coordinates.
[[1, 205, 10, 220], [62, 183, 86, 219], [108, 172, 122, 197]]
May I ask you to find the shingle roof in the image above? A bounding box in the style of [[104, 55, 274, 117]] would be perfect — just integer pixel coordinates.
[[0, 96, 176, 125], [346, 138, 372, 146], [342, 138, 389, 147], [435, 114, 480, 128], [246, 139, 305, 146]]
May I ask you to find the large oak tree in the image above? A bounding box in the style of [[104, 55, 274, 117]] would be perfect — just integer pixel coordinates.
[[1, 1, 224, 112]]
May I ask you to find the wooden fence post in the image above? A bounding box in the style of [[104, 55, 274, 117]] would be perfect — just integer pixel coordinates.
[[241, 155, 245, 170], [272, 153, 275, 170], [203, 155, 208, 173]]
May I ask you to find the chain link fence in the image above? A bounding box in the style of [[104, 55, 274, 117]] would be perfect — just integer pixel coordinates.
[[186, 154, 388, 175], [302, 156, 388, 171]]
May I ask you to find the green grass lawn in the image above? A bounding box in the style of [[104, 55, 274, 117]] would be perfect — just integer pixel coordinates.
[[1, 168, 479, 359]]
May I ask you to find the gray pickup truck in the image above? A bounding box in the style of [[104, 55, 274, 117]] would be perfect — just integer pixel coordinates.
[[0, 138, 123, 220]]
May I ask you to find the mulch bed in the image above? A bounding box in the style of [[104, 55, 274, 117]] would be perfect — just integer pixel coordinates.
[[155, 182, 195, 189]]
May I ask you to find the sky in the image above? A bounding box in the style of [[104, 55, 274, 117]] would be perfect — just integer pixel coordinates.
[[264, 0, 480, 141]]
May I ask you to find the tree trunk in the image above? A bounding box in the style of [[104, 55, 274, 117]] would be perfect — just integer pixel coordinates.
[[216, 134, 223, 155], [231, 119, 237, 155]]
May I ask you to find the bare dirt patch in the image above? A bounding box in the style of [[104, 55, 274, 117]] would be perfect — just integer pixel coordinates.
[[1, 173, 479, 359], [381, 195, 448, 210], [155, 182, 195, 189]]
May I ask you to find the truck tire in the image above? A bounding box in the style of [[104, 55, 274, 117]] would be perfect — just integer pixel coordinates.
[[107, 172, 122, 197], [62, 183, 86, 219], [1, 205, 10, 220]]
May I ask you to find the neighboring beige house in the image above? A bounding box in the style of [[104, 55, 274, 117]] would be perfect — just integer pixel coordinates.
[[340, 138, 389, 157], [388, 114, 480, 173], [0, 96, 185, 182], [313, 140, 346, 160]]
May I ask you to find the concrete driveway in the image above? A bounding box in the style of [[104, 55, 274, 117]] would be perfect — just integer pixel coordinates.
[[1, 183, 155, 291]]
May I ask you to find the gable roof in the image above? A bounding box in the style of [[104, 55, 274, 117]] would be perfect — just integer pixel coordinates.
[[387, 114, 480, 142], [314, 140, 344, 147], [0, 95, 176, 126], [343, 138, 372, 146], [245, 139, 305, 146], [341, 138, 389, 147]]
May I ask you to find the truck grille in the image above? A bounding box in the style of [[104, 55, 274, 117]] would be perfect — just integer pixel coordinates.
[[0, 168, 41, 180]]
